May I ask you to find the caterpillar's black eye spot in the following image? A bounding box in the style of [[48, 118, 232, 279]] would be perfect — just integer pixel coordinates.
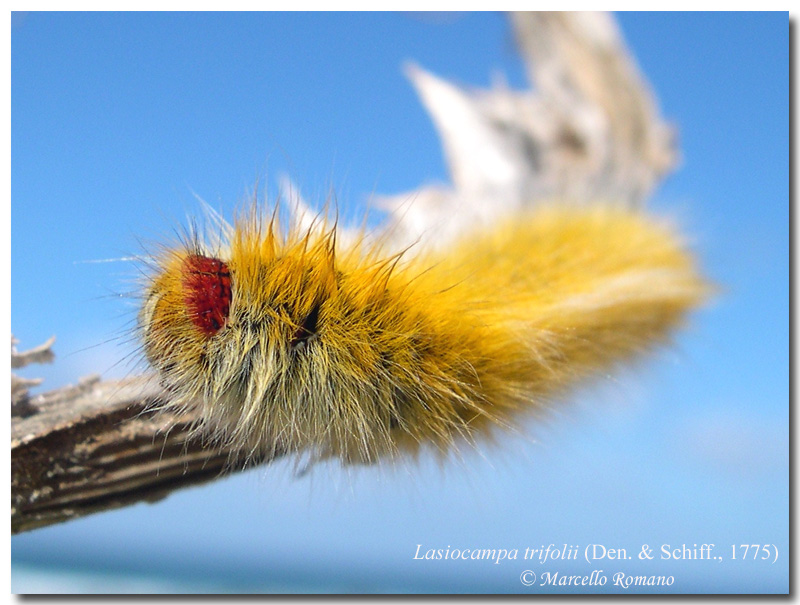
[[290, 302, 320, 352]]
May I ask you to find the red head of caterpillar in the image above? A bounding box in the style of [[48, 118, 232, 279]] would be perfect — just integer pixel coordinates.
[[182, 255, 232, 336], [140, 202, 708, 465]]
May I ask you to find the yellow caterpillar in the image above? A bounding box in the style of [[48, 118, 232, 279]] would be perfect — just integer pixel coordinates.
[[140, 202, 708, 465]]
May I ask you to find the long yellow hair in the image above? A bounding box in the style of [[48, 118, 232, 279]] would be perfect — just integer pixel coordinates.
[[140, 202, 708, 464]]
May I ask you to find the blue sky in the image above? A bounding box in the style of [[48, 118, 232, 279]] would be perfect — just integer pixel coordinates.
[[11, 12, 788, 593]]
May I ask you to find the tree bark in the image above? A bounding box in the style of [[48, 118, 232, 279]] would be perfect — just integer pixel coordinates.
[[11, 375, 276, 534]]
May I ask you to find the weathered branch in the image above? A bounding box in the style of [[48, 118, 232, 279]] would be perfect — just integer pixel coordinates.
[[380, 12, 676, 250], [11, 375, 273, 534]]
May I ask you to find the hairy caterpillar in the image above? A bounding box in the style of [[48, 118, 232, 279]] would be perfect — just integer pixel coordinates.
[[140, 201, 707, 465]]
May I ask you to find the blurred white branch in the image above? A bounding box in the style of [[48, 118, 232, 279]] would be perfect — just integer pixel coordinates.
[[380, 11, 677, 250]]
